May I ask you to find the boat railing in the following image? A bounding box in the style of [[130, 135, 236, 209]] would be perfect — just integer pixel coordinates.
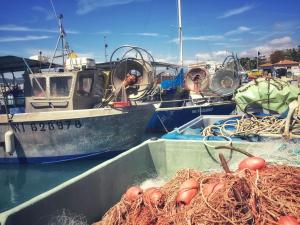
[[147, 95, 232, 105]]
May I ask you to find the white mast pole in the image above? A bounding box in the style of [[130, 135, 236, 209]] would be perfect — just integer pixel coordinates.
[[177, 0, 183, 67]]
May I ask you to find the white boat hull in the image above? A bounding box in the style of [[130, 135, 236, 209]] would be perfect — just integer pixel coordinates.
[[0, 104, 155, 163]]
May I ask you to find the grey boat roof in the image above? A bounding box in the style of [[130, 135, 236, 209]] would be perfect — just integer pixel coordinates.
[[0, 55, 61, 73], [96, 61, 181, 70]]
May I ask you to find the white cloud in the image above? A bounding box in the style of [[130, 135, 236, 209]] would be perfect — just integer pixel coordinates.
[[239, 36, 295, 57], [26, 48, 96, 64], [0, 24, 79, 34], [76, 0, 147, 15], [269, 36, 292, 45], [195, 50, 230, 62], [0, 24, 55, 33], [26, 48, 54, 58], [255, 31, 293, 41], [170, 35, 223, 43], [218, 4, 255, 19], [123, 32, 160, 37], [273, 21, 298, 31], [32, 6, 56, 21], [224, 26, 251, 36], [0, 35, 52, 43], [136, 33, 159, 37], [154, 55, 178, 64]]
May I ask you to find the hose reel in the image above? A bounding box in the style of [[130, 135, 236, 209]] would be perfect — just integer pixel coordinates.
[[210, 69, 240, 96], [184, 67, 210, 93], [209, 53, 242, 96], [110, 46, 155, 101]]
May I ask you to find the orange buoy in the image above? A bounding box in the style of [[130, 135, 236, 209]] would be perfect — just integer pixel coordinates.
[[144, 187, 165, 207], [238, 157, 266, 171], [278, 216, 300, 225], [125, 186, 143, 201], [203, 182, 224, 196], [176, 179, 199, 206]]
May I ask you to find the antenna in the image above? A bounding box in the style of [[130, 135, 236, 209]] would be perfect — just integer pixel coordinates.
[[177, 0, 183, 67], [48, 0, 71, 70], [104, 36, 108, 62]]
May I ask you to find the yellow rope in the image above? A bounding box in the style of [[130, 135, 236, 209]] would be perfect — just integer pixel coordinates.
[[201, 115, 300, 138]]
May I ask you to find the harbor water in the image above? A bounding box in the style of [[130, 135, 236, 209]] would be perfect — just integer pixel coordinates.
[[0, 159, 107, 212], [0, 133, 161, 213]]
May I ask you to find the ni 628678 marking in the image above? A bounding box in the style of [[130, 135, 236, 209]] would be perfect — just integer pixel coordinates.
[[10, 120, 82, 133]]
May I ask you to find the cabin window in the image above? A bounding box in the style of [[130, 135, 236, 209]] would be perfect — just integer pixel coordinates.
[[32, 77, 46, 97], [50, 76, 72, 97], [76, 76, 93, 96]]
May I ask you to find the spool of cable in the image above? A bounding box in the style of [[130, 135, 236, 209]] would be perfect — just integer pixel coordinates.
[[184, 67, 209, 93], [210, 69, 240, 96], [110, 46, 155, 101]]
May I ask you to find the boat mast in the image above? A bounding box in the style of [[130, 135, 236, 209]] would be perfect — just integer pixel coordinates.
[[104, 36, 108, 62], [49, 0, 70, 70], [177, 0, 183, 67]]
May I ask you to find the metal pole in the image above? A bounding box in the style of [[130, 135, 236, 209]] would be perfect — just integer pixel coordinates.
[[104, 36, 108, 62], [177, 0, 183, 67], [257, 51, 259, 69], [59, 15, 65, 66], [0, 72, 11, 121]]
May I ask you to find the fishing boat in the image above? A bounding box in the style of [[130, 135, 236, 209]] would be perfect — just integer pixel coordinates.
[[146, 53, 241, 133], [162, 113, 300, 142], [0, 17, 155, 164], [163, 77, 300, 142], [144, 0, 243, 132], [0, 67, 155, 163], [147, 99, 236, 132], [0, 138, 298, 224]]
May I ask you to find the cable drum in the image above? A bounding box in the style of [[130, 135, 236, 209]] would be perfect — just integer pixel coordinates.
[[184, 67, 210, 93], [209, 69, 240, 96], [110, 45, 155, 101], [111, 58, 154, 100]]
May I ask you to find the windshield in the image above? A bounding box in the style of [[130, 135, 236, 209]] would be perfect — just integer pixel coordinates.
[[76, 75, 93, 96], [50, 76, 72, 97], [32, 77, 46, 97]]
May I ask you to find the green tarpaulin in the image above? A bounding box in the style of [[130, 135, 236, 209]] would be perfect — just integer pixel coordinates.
[[234, 78, 300, 114]]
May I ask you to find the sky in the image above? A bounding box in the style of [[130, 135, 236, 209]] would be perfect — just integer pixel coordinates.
[[0, 0, 300, 65]]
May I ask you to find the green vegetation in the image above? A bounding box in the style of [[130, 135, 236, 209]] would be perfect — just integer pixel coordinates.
[[240, 45, 300, 70]]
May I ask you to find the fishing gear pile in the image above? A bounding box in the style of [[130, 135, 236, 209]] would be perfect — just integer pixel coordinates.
[[201, 114, 300, 138], [93, 152, 300, 225]]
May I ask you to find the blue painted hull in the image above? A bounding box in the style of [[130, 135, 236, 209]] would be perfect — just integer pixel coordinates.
[[146, 102, 236, 133]]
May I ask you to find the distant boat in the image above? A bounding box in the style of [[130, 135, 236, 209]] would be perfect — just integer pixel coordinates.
[[146, 54, 240, 133], [144, 0, 239, 133], [147, 99, 236, 132]]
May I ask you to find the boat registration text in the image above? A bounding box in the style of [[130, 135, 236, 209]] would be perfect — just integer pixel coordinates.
[[11, 120, 82, 133]]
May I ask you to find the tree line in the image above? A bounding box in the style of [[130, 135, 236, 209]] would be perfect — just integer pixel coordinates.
[[239, 45, 300, 71]]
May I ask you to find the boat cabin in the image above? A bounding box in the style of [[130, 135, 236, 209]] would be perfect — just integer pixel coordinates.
[[24, 69, 105, 112]]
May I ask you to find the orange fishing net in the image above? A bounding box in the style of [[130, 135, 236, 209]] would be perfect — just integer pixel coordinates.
[[93, 165, 300, 225]]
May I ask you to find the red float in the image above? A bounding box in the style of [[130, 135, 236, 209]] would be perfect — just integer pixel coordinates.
[[238, 157, 266, 170], [203, 182, 224, 196], [144, 187, 164, 207], [176, 178, 199, 205], [278, 216, 300, 225], [125, 186, 143, 201]]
